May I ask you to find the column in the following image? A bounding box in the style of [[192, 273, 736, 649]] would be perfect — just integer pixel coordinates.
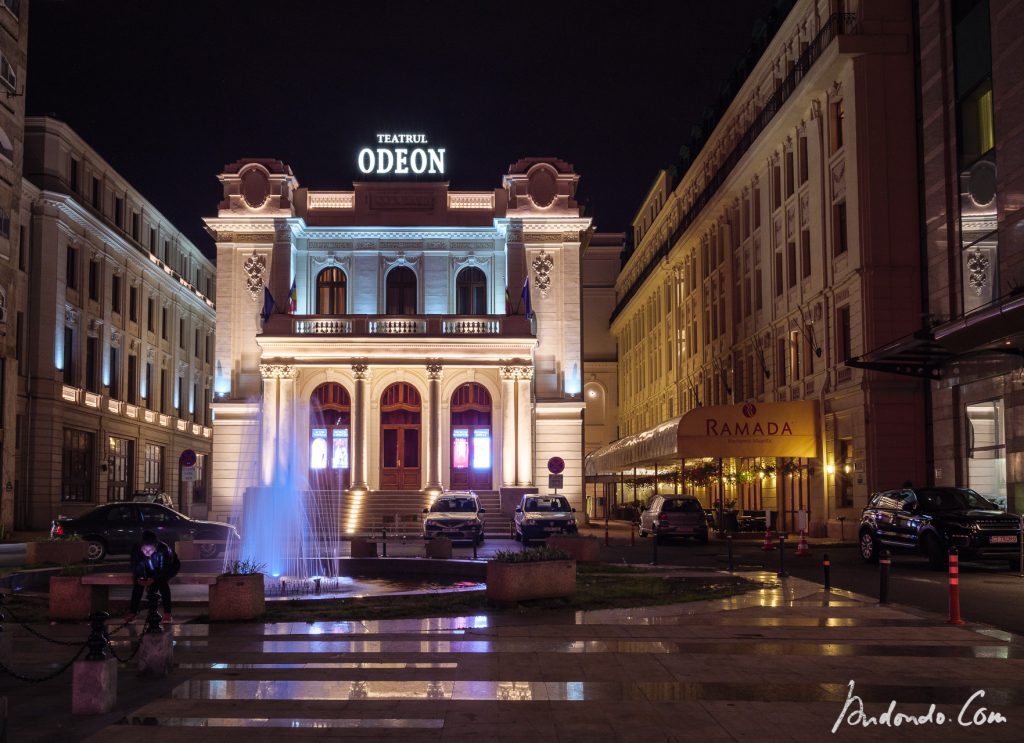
[[259, 364, 279, 486], [426, 363, 443, 492], [500, 366, 517, 487], [515, 365, 534, 486], [277, 366, 298, 481], [351, 363, 369, 490]]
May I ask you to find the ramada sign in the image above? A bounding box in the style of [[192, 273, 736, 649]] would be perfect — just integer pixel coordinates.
[[358, 134, 445, 176], [678, 400, 820, 459], [705, 402, 794, 437]]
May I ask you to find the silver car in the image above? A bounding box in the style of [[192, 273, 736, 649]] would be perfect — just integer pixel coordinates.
[[422, 492, 486, 544], [514, 495, 578, 543]]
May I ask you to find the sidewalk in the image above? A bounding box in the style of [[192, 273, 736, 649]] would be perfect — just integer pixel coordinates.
[[3, 569, 1024, 741]]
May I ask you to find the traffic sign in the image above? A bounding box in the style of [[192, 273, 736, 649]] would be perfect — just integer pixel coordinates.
[[547, 456, 565, 474], [181, 466, 197, 482], [179, 449, 197, 467], [548, 474, 563, 490]]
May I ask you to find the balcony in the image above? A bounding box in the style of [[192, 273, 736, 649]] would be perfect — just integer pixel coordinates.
[[265, 314, 534, 338]]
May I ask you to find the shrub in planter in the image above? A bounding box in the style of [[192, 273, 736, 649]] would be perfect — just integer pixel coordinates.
[[486, 547, 575, 602], [210, 558, 266, 621], [27, 538, 91, 566], [547, 534, 600, 562]]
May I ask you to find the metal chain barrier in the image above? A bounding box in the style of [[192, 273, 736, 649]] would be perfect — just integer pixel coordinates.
[[0, 645, 86, 684]]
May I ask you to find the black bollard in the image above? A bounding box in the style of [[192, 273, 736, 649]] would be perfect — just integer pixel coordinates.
[[650, 530, 659, 566], [726, 535, 734, 572], [777, 534, 788, 577], [879, 548, 891, 605], [144, 587, 163, 634], [381, 527, 387, 558], [314, 578, 322, 595], [473, 537, 478, 560], [823, 553, 831, 591], [85, 611, 111, 661]]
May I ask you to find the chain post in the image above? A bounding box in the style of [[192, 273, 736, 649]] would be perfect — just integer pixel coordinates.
[[85, 612, 111, 661], [726, 534, 734, 572], [144, 586, 163, 634], [879, 549, 891, 605], [823, 553, 831, 591]]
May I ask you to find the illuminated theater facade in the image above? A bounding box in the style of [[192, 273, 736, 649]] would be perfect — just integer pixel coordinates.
[[204, 148, 591, 526]]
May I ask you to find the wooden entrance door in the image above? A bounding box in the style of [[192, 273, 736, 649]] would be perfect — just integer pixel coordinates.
[[380, 383, 421, 490], [450, 383, 492, 490]]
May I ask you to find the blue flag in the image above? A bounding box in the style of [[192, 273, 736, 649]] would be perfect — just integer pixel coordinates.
[[261, 285, 275, 322], [520, 275, 532, 318]]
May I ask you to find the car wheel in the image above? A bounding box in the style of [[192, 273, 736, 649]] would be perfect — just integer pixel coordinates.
[[199, 543, 219, 559], [86, 539, 107, 561], [924, 534, 948, 571], [859, 530, 878, 563]]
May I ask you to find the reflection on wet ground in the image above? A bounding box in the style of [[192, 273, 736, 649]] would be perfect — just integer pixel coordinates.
[[83, 572, 1024, 741]]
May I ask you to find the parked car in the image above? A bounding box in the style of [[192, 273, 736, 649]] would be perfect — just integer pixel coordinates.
[[50, 502, 239, 561], [422, 492, 486, 544], [514, 495, 578, 543], [639, 496, 709, 543], [859, 487, 1022, 570], [131, 490, 173, 507]]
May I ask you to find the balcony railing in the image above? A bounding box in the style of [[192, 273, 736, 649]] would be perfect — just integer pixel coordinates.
[[269, 314, 533, 338], [610, 12, 858, 323]]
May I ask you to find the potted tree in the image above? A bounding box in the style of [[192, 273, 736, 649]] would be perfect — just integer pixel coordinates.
[[486, 547, 575, 602], [209, 558, 266, 621]]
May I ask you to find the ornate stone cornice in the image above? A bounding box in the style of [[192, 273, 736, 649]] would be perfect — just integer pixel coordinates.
[[260, 363, 298, 379]]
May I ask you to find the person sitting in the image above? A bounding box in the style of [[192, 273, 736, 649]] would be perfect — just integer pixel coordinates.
[[125, 530, 181, 623]]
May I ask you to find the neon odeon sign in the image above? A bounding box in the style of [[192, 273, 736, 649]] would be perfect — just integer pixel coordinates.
[[357, 134, 445, 176]]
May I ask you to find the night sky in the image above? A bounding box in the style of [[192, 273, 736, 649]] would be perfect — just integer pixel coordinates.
[[27, 0, 775, 259]]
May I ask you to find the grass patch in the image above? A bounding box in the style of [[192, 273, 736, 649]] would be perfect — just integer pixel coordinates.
[[206, 572, 762, 624]]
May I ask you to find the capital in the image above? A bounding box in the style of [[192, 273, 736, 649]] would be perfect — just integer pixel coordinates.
[[260, 363, 298, 380], [515, 366, 534, 381], [351, 363, 370, 380], [426, 363, 443, 380]]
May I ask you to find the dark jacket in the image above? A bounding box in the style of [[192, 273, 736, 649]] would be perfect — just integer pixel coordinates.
[[130, 541, 181, 582]]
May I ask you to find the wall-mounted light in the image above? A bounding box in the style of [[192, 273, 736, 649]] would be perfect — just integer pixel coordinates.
[[825, 463, 835, 475], [843, 463, 852, 474]]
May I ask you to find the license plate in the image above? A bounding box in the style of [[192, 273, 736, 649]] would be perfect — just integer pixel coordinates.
[[544, 527, 561, 532], [990, 535, 1018, 544]]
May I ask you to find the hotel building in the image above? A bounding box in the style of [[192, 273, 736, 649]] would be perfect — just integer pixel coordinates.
[[204, 154, 595, 528], [588, 0, 924, 536], [17, 117, 216, 529]]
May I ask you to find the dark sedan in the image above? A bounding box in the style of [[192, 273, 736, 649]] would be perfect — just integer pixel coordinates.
[[50, 502, 238, 560]]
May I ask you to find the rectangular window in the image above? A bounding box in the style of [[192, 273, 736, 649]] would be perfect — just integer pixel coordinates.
[[131, 212, 140, 241], [108, 346, 119, 400], [162, 240, 169, 263], [830, 100, 845, 153], [107, 437, 134, 503], [129, 286, 138, 322], [88, 260, 99, 301], [147, 297, 155, 332], [66, 245, 77, 289], [62, 428, 94, 502], [127, 354, 137, 405], [452, 428, 469, 469], [787, 241, 797, 288], [472, 429, 491, 469], [833, 202, 848, 255], [69, 157, 80, 193], [801, 229, 812, 278], [774, 252, 783, 296], [959, 82, 995, 164], [194, 328, 200, 357], [91, 177, 101, 209], [111, 274, 122, 314], [837, 305, 852, 361], [776, 338, 787, 386], [18, 224, 25, 271], [145, 363, 153, 409], [752, 187, 761, 228], [772, 165, 782, 210], [179, 317, 185, 349], [63, 327, 74, 385], [16, 311, 25, 375], [144, 443, 164, 490], [785, 150, 794, 197], [149, 227, 156, 252], [798, 136, 809, 184], [114, 197, 124, 229], [161, 307, 168, 341], [177, 376, 184, 417], [837, 438, 854, 507], [86, 336, 98, 393], [205, 334, 212, 363], [755, 268, 763, 310], [160, 369, 168, 413], [790, 331, 801, 381]]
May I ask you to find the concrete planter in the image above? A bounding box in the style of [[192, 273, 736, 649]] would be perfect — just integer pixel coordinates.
[[426, 536, 452, 559], [486, 559, 576, 602], [174, 541, 200, 560], [209, 574, 265, 621], [546, 536, 600, 562], [350, 538, 378, 558], [49, 576, 107, 621], [26, 541, 91, 565]]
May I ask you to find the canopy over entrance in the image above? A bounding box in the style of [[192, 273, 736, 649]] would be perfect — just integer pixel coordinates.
[[585, 401, 820, 475]]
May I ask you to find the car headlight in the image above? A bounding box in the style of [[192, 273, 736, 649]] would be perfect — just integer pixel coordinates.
[[524, 518, 536, 525], [567, 518, 576, 526]]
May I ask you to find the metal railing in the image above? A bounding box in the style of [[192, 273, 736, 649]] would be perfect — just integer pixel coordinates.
[[611, 12, 858, 323], [284, 314, 532, 337]]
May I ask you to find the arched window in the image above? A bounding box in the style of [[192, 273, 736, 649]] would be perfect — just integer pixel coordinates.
[[455, 267, 487, 315], [385, 266, 417, 315], [315, 268, 346, 315], [309, 382, 351, 490], [450, 383, 492, 489]]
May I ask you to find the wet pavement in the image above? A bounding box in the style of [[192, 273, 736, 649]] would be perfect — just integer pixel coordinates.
[[2, 570, 1024, 741]]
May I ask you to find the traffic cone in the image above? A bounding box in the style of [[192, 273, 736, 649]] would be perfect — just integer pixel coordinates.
[[796, 529, 811, 557], [760, 527, 774, 551]]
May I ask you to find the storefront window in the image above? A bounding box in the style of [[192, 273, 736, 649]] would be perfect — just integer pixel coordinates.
[[310, 428, 328, 470], [332, 429, 349, 469], [472, 429, 491, 469], [967, 400, 1007, 509], [452, 428, 469, 469]]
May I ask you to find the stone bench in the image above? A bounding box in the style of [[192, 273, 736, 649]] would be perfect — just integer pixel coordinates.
[[50, 573, 219, 621]]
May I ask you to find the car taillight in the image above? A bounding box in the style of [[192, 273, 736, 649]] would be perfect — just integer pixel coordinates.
[[659, 514, 670, 523], [53, 524, 64, 537]]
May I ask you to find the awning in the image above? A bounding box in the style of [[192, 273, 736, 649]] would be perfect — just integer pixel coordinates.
[[845, 330, 952, 380], [585, 401, 821, 476]]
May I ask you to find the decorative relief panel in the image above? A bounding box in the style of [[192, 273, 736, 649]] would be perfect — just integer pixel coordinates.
[[382, 252, 421, 272], [831, 159, 846, 201], [532, 250, 554, 297], [65, 306, 78, 325], [259, 364, 298, 379], [243, 252, 267, 301], [799, 193, 809, 227]]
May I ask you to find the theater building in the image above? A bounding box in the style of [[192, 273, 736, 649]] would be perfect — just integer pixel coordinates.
[[204, 153, 593, 527], [588, 0, 924, 537]]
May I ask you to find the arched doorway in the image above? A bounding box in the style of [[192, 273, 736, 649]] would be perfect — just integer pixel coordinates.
[[309, 382, 350, 490], [316, 267, 347, 315], [380, 382, 421, 490], [455, 267, 487, 315], [385, 266, 417, 315], [450, 383, 492, 490]]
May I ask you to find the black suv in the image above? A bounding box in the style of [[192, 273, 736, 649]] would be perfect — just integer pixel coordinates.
[[859, 487, 1022, 570]]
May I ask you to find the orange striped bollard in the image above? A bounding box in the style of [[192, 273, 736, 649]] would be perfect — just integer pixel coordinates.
[[948, 546, 965, 625]]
